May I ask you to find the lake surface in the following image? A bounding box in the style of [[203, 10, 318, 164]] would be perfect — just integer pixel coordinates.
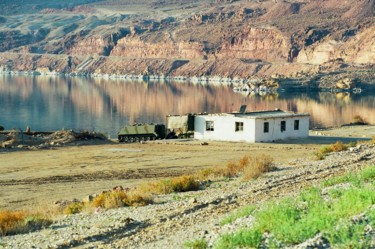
[[0, 75, 374, 137]]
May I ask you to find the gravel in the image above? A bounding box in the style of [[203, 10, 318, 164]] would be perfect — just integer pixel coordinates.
[[1, 144, 374, 249]]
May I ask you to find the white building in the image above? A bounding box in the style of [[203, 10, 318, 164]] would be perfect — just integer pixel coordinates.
[[194, 110, 310, 143]]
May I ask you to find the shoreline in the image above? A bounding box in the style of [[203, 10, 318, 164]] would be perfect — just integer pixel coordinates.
[[1, 68, 373, 93]]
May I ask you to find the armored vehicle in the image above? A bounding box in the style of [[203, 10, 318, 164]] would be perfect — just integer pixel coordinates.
[[118, 123, 166, 143]]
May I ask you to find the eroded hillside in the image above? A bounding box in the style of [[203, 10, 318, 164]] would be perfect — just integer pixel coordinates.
[[0, 0, 374, 85]]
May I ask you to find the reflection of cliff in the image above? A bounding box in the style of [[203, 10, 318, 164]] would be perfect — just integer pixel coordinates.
[[91, 78, 243, 124], [0, 76, 374, 130]]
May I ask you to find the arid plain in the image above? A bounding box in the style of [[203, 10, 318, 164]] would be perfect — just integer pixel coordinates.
[[1, 125, 374, 211]]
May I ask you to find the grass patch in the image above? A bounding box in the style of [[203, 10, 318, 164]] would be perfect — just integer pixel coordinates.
[[64, 202, 84, 215], [184, 238, 208, 249], [92, 188, 153, 209], [0, 210, 52, 236], [220, 205, 256, 226], [195, 155, 273, 181], [143, 175, 201, 195], [216, 166, 375, 248], [243, 155, 273, 180], [314, 141, 352, 160]]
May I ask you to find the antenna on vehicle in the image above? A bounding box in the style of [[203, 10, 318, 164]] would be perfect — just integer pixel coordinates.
[[239, 105, 247, 113]]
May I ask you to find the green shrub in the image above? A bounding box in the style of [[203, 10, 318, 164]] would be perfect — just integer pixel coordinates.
[[220, 205, 256, 226], [184, 238, 208, 249], [0, 125, 4, 131]]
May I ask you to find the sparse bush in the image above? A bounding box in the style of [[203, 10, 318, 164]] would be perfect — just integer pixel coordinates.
[[0, 210, 26, 236], [314, 151, 326, 160], [330, 141, 347, 152], [196, 155, 273, 181], [196, 168, 216, 180], [243, 155, 274, 180], [92, 190, 128, 209], [124, 190, 153, 206], [0, 210, 52, 236], [92, 188, 153, 209], [221, 161, 244, 178], [314, 141, 349, 160], [146, 175, 201, 195], [371, 136, 375, 144], [64, 202, 84, 215], [23, 216, 52, 231]]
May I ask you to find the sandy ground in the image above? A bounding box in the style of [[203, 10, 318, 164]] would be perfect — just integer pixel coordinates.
[[1, 125, 374, 211]]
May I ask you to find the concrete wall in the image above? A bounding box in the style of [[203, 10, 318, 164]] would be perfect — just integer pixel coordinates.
[[254, 116, 309, 142], [194, 115, 309, 143], [194, 115, 256, 142]]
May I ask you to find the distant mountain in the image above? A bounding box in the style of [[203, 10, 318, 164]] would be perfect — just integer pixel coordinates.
[[0, 0, 374, 85]]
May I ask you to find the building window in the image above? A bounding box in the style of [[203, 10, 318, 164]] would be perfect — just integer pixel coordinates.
[[281, 121, 286, 132], [294, 120, 300, 130], [235, 122, 244, 132], [264, 122, 269, 133], [206, 121, 214, 131]]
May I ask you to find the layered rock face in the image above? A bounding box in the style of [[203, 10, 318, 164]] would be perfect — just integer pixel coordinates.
[[297, 26, 375, 65], [111, 37, 206, 60], [216, 27, 290, 62], [0, 0, 374, 81]]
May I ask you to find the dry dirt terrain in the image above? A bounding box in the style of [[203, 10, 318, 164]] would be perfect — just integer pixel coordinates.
[[0, 125, 374, 248], [1, 125, 374, 211]]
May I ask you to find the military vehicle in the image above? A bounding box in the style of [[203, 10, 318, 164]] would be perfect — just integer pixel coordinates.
[[166, 114, 195, 138], [118, 123, 166, 143]]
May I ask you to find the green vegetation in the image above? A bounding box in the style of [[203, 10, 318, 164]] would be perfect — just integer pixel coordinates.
[[0, 125, 4, 131], [184, 238, 208, 249], [220, 206, 256, 226], [216, 166, 375, 248]]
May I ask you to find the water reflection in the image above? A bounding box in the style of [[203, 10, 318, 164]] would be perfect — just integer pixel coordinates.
[[0, 75, 374, 136]]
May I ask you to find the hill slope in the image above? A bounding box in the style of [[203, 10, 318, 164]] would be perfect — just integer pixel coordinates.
[[0, 0, 374, 85]]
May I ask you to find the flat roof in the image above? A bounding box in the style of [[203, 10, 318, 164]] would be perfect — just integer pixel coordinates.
[[197, 110, 310, 119]]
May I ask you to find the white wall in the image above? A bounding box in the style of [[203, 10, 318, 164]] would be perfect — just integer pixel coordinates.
[[254, 116, 309, 142], [194, 115, 256, 142], [194, 115, 309, 143]]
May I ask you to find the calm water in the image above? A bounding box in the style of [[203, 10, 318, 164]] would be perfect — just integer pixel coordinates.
[[0, 75, 374, 137]]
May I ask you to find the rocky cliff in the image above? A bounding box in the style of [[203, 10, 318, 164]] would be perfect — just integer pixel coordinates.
[[0, 0, 374, 85]]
